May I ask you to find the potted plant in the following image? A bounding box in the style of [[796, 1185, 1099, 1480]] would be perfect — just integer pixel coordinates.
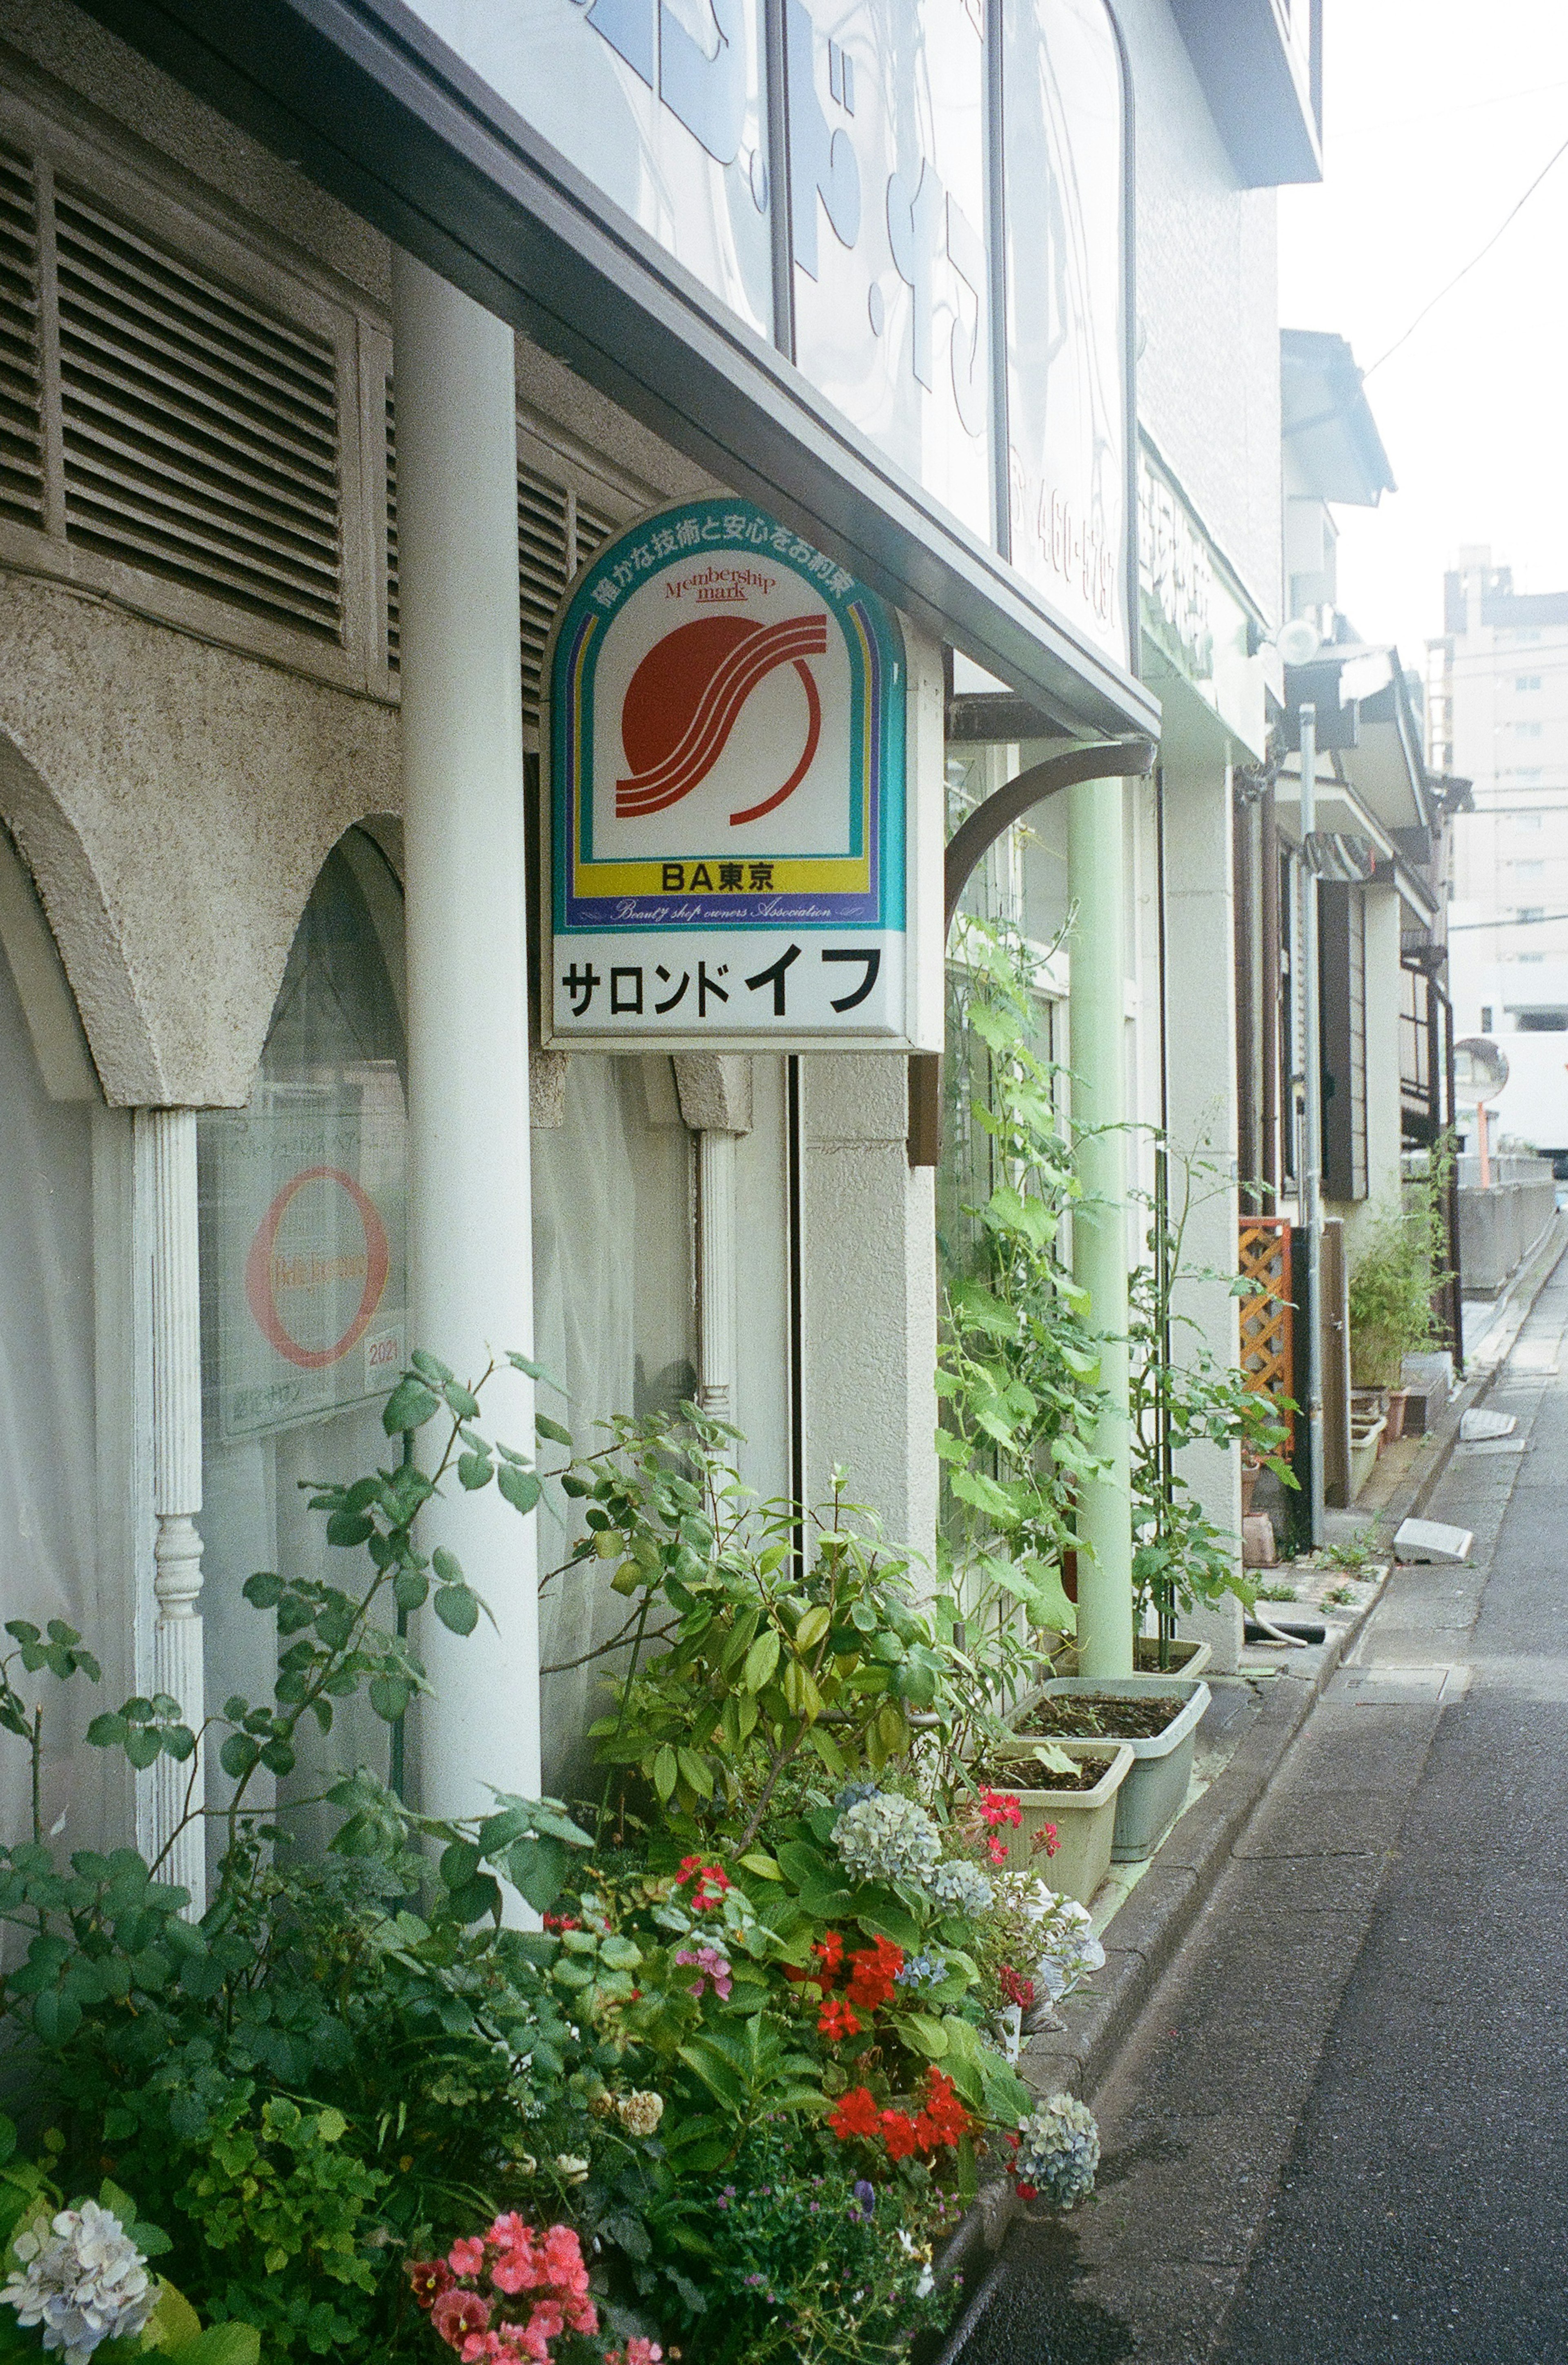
[[1004, 1676, 1212, 1862], [969, 1737, 1135, 1905]]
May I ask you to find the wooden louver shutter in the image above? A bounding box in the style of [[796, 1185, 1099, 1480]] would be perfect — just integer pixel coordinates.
[[0, 137, 44, 530], [53, 181, 343, 640]]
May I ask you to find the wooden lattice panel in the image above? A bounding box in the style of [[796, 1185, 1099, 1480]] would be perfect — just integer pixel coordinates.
[[1238, 1218, 1293, 1441]]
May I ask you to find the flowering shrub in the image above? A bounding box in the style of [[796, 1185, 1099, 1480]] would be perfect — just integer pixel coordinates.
[[924, 1858, 994, 1917], [1012, 2095, 1101, 2208], [827, 2069, 973, 2164], [407, 2215, 599, 2363]]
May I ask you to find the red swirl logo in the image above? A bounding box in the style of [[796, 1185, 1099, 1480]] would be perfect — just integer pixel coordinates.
[[616, 612, 828, 825]]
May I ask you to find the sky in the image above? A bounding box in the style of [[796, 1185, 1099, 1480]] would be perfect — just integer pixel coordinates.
[[1278, 2, 1568, 664]]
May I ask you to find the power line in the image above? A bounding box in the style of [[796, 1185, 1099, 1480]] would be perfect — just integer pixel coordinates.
[[1363, 130, 1568, 381], [1449, 909, 1568, 932]]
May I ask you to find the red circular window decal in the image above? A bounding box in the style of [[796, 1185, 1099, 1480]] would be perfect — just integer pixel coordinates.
[[244, 1166, 391, 1371]]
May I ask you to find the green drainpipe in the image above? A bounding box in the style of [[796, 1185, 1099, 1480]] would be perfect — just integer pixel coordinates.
[[1069, 771, 1135, 1677]]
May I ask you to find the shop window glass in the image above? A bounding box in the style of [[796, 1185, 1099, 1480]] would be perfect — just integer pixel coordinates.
[[198, 825, 697, 1825]]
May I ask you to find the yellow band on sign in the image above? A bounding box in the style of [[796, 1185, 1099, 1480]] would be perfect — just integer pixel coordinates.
[[570, 855, 874, 899]]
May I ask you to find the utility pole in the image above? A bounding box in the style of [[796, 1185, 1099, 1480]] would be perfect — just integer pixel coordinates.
[[1298, 704, 1325, 1550]]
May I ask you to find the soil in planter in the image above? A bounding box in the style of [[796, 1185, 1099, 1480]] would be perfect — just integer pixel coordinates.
[[1016, 1691, 1189, 1741], [971, 1750, 1118, 1793]]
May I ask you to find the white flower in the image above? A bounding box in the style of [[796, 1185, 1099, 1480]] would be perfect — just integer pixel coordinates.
[[1015, 2094, 1100, 2208], [553, 2153, 591, 2183], [832, 1792, 943, 1886], [924, 1858, 993, 1917], [1, 2200, 156, 2364]]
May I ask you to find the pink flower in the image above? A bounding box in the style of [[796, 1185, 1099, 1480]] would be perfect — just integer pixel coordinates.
[[625, 2342, 664, 2365], [448, 2236, 488, 2279], [673, 1942, 732, 2000], [432, 2287, 492, 2348]]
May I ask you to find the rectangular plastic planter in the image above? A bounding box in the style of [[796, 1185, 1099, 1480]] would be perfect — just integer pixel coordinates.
[[1011, 1676, 1212, 1862], [1048, 1635, 1213, 1681], [983, 1738, 1135, 1906]]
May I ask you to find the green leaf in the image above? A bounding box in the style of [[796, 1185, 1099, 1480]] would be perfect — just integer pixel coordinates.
[[653, 1745, 678, 1804], [431, 1546, 465, 1585], [496, 1463, 542, 1515], [381, 1376, 441, 1433], [440, 1839, 483, 1889], [742, 1629, 780, 1693], [241, 1572, 283, 1607], [675, 1747, 714, 1799], [457, 1452, 493, 1491], [86, 1712, 128, 1748], [325, 1510, 373, 1548], [535, 1413, 574, 1447], [433, 1586, 479, 1636], [505, 1834, 567, 1913], [442, 1380, 481, 1420], [123, 1727, 161, 1771], [219, 1734, 261, 1781]]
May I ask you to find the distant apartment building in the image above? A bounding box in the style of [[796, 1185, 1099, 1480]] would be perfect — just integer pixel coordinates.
[[1434, 548, 1568, 1161]]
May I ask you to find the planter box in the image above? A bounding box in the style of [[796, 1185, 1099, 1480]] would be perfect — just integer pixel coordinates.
[[1011, 1676, 1212, 1862], [1348, 1415, 1385, 1499], [1048, 1634, 1212, 1681], [982, 1738, 1134, 1905]]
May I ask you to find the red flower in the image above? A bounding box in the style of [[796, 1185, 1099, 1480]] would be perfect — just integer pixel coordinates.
[[980, 1789, 1023, 1829], [1016, 2180, 1038, 2202], [817, 1997, 863, 2042], [998, 1964, 1036, 2013], [845, 1937, 904, 2011], [912, 2068, 972, 2151], [879, 2110, 921, 2162], [406, 2259, 452, 2312], [541, 1910, 581, 1933], [1031, 1822, 1061, 1859], [829, 2085, 882, 2142], [985, 1836, 1010, 1864], [676, 1856, 733, 1910], [814, 1929, 845, 1977]]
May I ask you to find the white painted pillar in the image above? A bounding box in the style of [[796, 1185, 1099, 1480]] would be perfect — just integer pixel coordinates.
[[148, 1107, 206, 1908], [1069, 774, 1134, 1677], [697, 1132, 738, 1420], [392, 250, 540, 1816]]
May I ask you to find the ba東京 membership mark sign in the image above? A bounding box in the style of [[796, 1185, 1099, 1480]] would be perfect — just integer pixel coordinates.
[[543, 495, 912, 1049]]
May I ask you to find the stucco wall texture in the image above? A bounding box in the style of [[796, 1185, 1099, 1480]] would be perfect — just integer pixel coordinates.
[[1120, 0, 1284, 624], [0, 575, 399, 1105]]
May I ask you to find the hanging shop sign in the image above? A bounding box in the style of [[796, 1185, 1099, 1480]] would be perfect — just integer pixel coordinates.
[[543, 494, 911, 1048], [204, 1080, 408, 1441]]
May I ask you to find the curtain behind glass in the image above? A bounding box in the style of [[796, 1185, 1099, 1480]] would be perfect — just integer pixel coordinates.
[[0, 849, 128, 1870], [532, 1056, 695, 1800]]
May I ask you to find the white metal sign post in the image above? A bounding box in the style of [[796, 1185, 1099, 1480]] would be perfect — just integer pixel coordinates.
[[542, 494, 920, 1050]]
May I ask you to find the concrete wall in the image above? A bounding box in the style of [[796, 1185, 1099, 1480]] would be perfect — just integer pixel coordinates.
[[1458, 1165, 1557, 1298]]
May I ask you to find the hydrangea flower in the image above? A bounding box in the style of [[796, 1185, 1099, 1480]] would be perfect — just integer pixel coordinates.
[[834, 1780, 882, 1814], [924, 1858, 993, 1917], [614, 2090, 665, 2138], [895, 1952, 948, 1989], [1014, 2094, 1100, 2207], [1, 2199, 156, 2364], [831, 1792, 942, 1886]]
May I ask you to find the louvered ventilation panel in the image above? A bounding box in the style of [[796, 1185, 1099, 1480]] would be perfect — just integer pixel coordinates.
[[519, 461, 569, 724], [575, 493, 616, 571], [385, 382, 398, 671], [54, 183, 342, 640], [0, 138, 44, 529]]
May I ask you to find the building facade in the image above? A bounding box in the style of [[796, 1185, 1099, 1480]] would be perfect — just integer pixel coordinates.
[[0, 0, 1321, 1879]]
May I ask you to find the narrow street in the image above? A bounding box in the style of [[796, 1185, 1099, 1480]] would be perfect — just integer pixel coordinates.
[[967, 1242, 1568, 2364]]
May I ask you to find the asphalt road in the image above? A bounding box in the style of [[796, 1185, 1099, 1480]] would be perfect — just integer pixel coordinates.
[[962, 1244, 1568, 2365]]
